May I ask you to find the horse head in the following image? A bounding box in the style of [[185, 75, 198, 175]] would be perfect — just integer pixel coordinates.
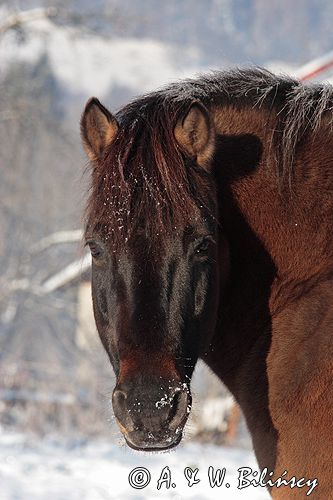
[[80, 96, 222, 450]]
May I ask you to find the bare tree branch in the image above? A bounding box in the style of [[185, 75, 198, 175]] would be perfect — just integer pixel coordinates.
[[31, 229, 83, 253], [40, 253, 91, 294], [0, 7, 57, 35]]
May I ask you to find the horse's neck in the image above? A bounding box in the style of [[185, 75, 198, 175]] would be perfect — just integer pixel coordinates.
[[212, 104, 333, 298], [207, 105, 333, 487]]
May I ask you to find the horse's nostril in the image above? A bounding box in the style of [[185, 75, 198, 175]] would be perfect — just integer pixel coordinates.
[[112, 389, 127, 408], [112, 389, 134, 432], [166, 390, 181, 423], [168, 389, 190, 431]]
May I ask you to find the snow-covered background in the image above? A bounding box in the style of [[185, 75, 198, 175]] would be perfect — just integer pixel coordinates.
[[1, 2, 333, 499], [0, 430, 270, 499]]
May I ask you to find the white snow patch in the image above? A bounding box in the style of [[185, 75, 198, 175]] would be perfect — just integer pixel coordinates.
[[200, 396, 235, 432], [0, 430, 270, 499]]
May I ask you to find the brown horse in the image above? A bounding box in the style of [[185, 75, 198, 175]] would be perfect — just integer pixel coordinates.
[[81, 68, 333, 498]]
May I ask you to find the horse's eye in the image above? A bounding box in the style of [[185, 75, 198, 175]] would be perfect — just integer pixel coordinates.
[[87, 241, 103, 258], [195, 238, 212, 255]]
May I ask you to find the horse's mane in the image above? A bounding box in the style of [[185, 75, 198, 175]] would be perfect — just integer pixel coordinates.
[[86, 67, 333, 245]]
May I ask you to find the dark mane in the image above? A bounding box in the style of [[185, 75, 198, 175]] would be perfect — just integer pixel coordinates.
[[86, 67, 333, 245], [86, 95, 213, 247]]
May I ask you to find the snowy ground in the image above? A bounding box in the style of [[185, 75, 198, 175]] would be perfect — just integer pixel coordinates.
[[0, 430, 270, 500]]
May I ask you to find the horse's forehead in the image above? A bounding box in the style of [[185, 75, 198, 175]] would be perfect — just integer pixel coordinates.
[[127, 229, 179, 258]]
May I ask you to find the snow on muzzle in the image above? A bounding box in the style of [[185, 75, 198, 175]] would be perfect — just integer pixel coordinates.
[[112, 375, 192, 451]]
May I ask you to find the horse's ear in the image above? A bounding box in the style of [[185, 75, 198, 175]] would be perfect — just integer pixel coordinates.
[[81, 97, 119, 162], [174, 101, 215, 170]]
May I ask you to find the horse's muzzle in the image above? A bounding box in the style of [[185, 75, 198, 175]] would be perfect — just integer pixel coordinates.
[[112, 379, 191, 451]]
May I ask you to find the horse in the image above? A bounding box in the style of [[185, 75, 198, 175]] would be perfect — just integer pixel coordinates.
[[80, 68, 333, 498]]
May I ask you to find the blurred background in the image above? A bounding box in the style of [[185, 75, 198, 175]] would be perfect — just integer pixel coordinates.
[[0, 1, 332, 498]]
